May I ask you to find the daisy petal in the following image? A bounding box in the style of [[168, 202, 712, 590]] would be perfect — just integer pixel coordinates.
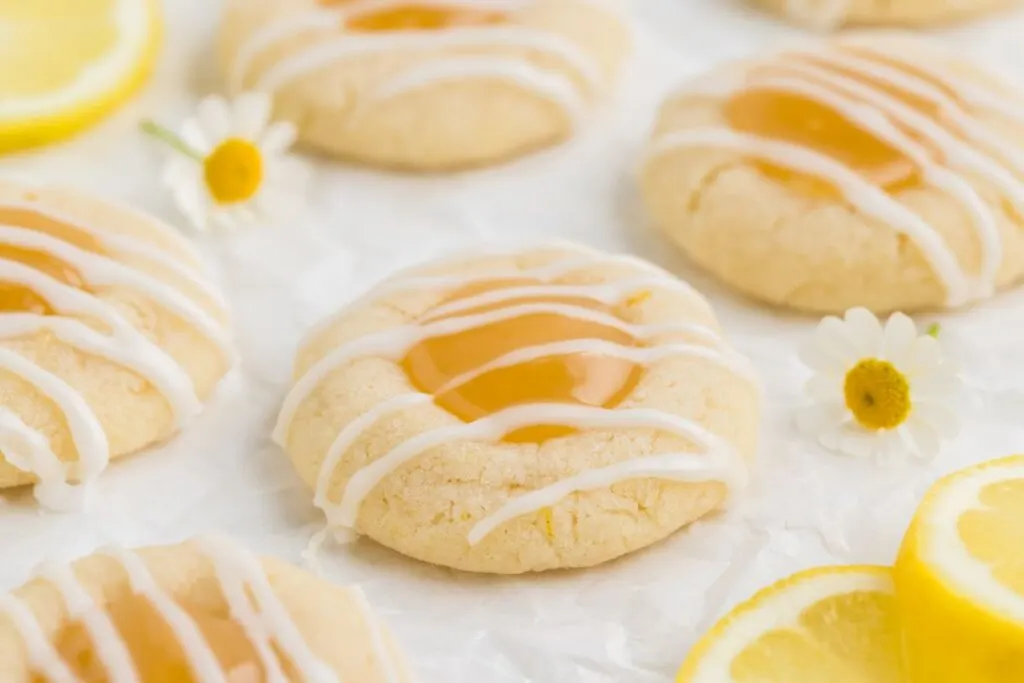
[[233, 92, 273, 139], [796, 402, 848, 440], [260, 122, 298, 154], [876, 429, 912, 464], [800, 339, 846, 377], [883, 312, 917, 367], [180, 119, 211, 155], [806, 374, 841, 403], [905, 336, 945, 376], [255, 188, 295, 219], [912, 370, 962, 400], [211, 207, 237, 231], [812, 316, 860, 366], [844, 307, 885, 358], [175, 182, 211, 232], [196, 95, 233, 144], [900, 419, 941, 461], [153, 93, 308, 233], [835, 427, 880, 460], [911, 401, 961, 440], [161, 158, 195, 188]]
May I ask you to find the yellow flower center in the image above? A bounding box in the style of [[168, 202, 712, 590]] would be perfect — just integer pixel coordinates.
[[203, 138, 264, 205], [843, 358, 912, 431]]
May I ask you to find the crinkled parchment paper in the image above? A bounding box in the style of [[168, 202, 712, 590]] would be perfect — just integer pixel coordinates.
[[3, 1, 1024, 681]]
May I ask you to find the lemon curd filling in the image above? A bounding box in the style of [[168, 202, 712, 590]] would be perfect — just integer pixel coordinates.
[[317, 0, 507, 31], [0, 207, 106, 314], [724, 86, 922, 195], [37, 594, 268, 683], [719, 48, 975, 198], [401, 278, 645, 444]]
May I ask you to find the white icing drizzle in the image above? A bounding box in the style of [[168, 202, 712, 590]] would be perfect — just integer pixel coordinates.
[[420, 276, 704, 320], [0, 202, 233, 510], [305, 244, 713, 347], [836, 44, 1024, 128], [435, 339, 752, 396], [359, 57, 585, 126], [351, 587, 404, 683], [5, 202, 229, 314], [196, 536, 338, 682], [229, 0, 605, 128], [284, 247, 753, 546], [742, 74, 1004, 291], [1, 537, 370, 682], [0, 408, 90, 512], [647, 43, 1024, 307], [798, 49, 1024, 178], [104, 547, 229, 683], [0, 593, 78, 683], [783, 0, 849, 29], [0, 226, 233, 360], [0, 257, 202, 421], [315, 392, 434, 527], [276, 299, 742, 444], [336, 404, 741, 532], [651, 127, 977, 303], [37, 560, 141, 683], [468, 449, 744, 544], [79, 192, 217, 269], [765, 57, 1024, 195], [101, 232, 230, 312], [0, 347, 110, 486], [207, 555, 289, 682]]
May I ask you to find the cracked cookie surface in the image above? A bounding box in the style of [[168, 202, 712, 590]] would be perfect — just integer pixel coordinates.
[[0, 181, 234, 509], [641, 36, 1024, 314], [753, 0, 1019, 28], [0, 538, 411, 681], [275, 243, 760, 574], [218, 0, 630, 170]]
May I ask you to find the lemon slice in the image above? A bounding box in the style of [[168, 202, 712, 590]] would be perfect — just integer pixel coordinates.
[[677, 566, 903, 683], [896, 455, 1024, 683], [0, 0, 161, 152]]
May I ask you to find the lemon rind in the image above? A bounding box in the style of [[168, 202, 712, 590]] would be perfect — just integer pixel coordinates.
[[918, 455, 1024, 627], [679, 565, 892, 683], [0, 0, 161, 152]]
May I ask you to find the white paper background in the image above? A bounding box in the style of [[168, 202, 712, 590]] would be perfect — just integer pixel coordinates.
[[4, 1, 1024, 681]]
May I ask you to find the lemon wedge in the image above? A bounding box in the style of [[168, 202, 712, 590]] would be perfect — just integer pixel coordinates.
[[0, 0, 161, 152], [896, 455, 1024, 683], [677, 566, 903, 683]]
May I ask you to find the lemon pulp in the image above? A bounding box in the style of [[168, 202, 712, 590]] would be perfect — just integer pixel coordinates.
[[0, 0, 161, 152]]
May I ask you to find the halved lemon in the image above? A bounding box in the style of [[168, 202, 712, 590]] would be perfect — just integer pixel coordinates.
[[896, 455, 1024, 683], [677, 566, 903, 683], [0, 0, 161, 153]]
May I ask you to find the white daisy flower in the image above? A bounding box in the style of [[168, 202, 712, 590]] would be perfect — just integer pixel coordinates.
[[142, 92, 307, 231], [797, 307, 963, 463]]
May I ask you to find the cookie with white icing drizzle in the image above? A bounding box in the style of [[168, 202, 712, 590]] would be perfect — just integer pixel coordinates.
[[754, 0, 1020, 29], [641, 36, 1024, 314], [218, 0, 630, 170], [276, 242, 761, 574], [0, 536, 412, 682], [0, 181, 235, 509]]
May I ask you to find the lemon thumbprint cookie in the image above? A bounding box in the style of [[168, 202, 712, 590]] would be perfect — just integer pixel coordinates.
[[641, 37, 1024, 314], [0, 537, 412, 681], [754, 0, 1019, 29], [219, 0, 630, 170], [0, 181, 234, 510], [275, 243, 760, 574]]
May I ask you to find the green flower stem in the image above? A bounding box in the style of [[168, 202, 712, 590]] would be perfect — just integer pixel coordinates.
[[140, 119, 204, 162], [927, 323, 941, 338]]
